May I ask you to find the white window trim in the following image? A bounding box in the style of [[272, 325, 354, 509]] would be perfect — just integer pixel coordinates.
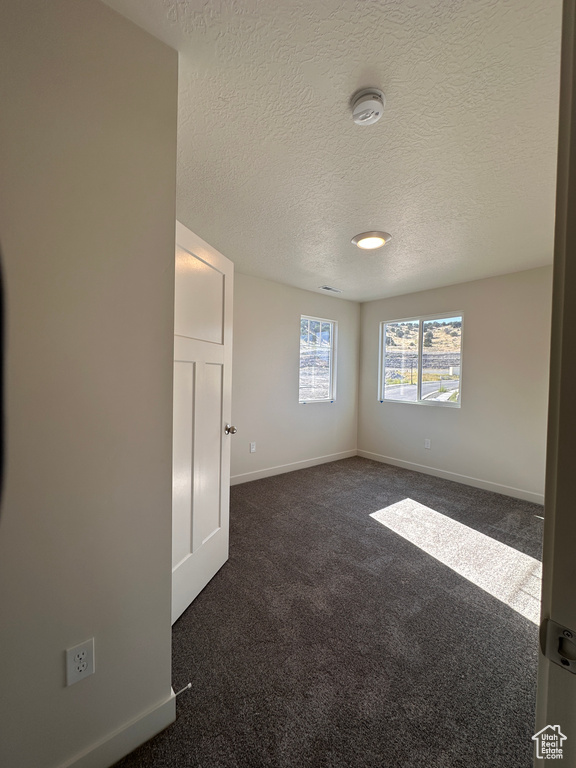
[[378, 312, 463, 407], [299, 315, 338, 404]]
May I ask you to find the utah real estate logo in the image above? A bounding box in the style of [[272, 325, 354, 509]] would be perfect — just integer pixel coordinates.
[[533, 725, 567, 760]]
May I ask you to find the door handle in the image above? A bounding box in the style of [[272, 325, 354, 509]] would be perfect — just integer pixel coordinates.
[[225, 424, 237, 435]]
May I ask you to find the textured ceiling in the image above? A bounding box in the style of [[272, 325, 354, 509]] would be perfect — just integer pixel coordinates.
[[103, 0, 562, 302]]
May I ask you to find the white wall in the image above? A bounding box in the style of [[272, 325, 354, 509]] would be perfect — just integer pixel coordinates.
[[0, 2, 177, 767], [358, 267, 553, 503], [231, 274, 360, 483]]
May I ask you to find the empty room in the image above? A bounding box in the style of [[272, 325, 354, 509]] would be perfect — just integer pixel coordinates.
[[1, 1, 575, 768]]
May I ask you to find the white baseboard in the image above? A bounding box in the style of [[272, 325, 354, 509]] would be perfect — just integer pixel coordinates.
[[59, 692, 176, 768], [231, 448, 545, 504], [357, 450, 545, 505], [230, 450, 357, 485]]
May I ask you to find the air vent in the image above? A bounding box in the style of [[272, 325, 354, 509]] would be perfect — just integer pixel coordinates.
[[319, 285, 343, 294]]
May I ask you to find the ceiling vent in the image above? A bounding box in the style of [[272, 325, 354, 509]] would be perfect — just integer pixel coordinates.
[[319, 285, 343, 294]]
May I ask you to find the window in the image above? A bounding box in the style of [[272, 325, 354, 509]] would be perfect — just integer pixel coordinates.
[[299, 316, 336, 402], [379, 314, 462, 405]]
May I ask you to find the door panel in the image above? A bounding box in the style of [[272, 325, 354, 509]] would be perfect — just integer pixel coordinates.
[[172, 361, 194, 568], [172, 222, 233, 624], [174, 246, 224, 344], [193, 362, 223, 550]]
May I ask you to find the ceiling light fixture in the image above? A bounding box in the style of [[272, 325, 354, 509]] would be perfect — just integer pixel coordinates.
[[351, 88, 386, 126], [351, 231, 392, 250]]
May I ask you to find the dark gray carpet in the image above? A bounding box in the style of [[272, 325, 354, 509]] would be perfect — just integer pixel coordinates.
[[114, 457, 542, 768]]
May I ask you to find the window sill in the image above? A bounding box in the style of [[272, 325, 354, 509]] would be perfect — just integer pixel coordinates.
[[379, 398, 460, 408]]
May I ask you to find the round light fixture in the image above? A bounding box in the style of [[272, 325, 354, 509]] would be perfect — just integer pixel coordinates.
[[351, 88, 386, 126], [351, 231, 392, 250]]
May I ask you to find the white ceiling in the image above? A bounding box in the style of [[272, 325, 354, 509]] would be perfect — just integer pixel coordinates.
[[103, 0, 562, 302]]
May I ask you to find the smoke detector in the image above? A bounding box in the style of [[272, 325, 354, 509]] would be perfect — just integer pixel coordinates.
[[351, 88, 385, 126]]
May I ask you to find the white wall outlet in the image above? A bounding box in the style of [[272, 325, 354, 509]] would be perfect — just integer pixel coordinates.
[[66, 638, 95, 686], [250, 442, 256, 453], [424, 438, 431, 449]]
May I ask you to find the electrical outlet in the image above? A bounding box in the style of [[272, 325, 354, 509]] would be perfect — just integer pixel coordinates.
[[250, 442, 256, 453], [424, 438, 431, 449], [66, 638, 95, 686]]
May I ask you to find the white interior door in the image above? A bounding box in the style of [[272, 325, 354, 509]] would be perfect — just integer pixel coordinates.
[[171, 221, 234, 624], [535, 1, 576, 764]]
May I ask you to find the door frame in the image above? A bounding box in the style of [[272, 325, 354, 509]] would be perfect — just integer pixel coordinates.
[[535, 0, 576, 762]]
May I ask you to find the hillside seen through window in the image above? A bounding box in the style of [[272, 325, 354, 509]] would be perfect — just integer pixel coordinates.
[[382, 315, 462, 405]]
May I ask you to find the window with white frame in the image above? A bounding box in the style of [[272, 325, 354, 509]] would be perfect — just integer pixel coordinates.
[[299, 316, 337, 403], [379, 314, 462, 405]]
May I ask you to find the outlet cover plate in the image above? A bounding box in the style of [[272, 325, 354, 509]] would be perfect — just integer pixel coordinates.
[[66, 638, 95, 686]]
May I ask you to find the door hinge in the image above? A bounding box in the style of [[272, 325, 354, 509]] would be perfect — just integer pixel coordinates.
[[541, 618, 576, 673]]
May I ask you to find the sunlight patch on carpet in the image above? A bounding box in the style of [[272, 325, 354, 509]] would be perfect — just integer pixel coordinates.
[[370, 499, 541, 624]]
